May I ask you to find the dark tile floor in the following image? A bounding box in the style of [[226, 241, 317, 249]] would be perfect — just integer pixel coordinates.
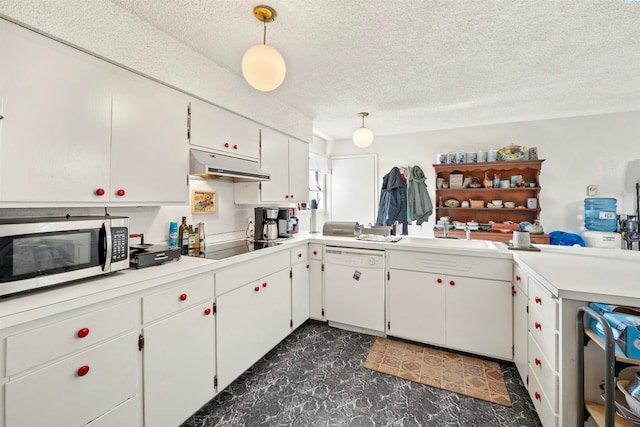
[[181, 321, 542, 427]]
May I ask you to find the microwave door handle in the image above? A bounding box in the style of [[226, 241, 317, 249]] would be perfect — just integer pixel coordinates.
[[103, 221, 112, 272]]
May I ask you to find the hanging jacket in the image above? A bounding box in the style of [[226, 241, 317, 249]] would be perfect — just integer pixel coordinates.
[[409, 165, 433, 225], [376, 167, 408, 234]]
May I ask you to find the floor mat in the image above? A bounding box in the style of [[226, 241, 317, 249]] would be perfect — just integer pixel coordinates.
[[363, 337, 512, 407]]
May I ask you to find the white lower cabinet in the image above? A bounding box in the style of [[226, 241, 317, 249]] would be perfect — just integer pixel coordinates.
[[291, 247, 310, 330], [216, 267, 291, 391], [141, 274, 216, 427], [309, 244, 324, 320], [386, 250, 512, 360], [512, 267, 529, 385], [5, 332, 138, 427]]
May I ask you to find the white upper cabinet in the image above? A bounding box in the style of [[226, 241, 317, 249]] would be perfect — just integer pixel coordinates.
[[235, 128, 309, 204], [111, 70, 188, 204], [0, 19, 112, 203], [0, 19, 189, 205], [188, 98, 260, 160]]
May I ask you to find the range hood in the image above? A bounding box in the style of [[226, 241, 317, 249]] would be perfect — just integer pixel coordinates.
[[190, 149, 270, 181]]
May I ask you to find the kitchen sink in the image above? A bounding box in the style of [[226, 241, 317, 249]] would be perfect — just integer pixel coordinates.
[[397, 237, 499, 251]]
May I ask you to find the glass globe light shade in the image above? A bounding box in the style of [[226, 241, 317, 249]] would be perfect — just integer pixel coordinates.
[[242, 44, 286, 92], [353, 126, 374, 148]]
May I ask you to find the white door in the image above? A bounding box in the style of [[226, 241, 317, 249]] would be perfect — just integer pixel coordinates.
[[513, 281, 529, 384], [0, 20, 112, 203], [259, 128, 290, 202], [446, 275, 513, 359], [309, 259, 324, 320], [288, 137, 310, 202], [143, 301, 215, 427], [111, 70, 189, 204], [330, 155, 378, 224], [387, 269, 446, 346]]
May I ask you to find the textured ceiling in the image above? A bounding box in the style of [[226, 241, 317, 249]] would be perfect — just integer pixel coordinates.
[[108, 0, 640, 141]]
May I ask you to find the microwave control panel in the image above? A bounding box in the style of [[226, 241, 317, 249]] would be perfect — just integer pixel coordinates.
[[112, 227, 129, 261]]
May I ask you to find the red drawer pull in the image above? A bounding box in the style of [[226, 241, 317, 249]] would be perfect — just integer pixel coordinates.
[[285, 195, 289, 199], [77, 365, 90, 377], [306, 264, 310, 269], [512, 288, 516, 296], [534, 391, 541, 400], [516, 275, 521, 281], [77, 328, 90, 338], [298, 253, 302, 258], [535, 358, 541, 366], [436, 278, 443, 284], [535, 322, 541, 330], [313, 251, 317, 255], [233, 144, 238, 150], [262, 282, 267, 288], [204, 308, 212, 316], [535, 297, 542, 304], [290, 194, 294, 198], [224, 142, 229, 148], [254, 286, 260, 292], [116, 189, 125, 197], [179, 293, 187, 301], [449, 280, 455, 286], [95, 188, 105, 196]]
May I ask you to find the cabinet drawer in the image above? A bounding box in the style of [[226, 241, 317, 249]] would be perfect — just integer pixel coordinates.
[[5, 332, 137, 427], [89, 395, 139, 427], [528, 366, 557, 427], [528, 309, 558, 368], [291, 246, 308, 264], [513, 265, 527, 296], [216, 251, 289, 296], [309, 244, 323, 260], [143, 273, 214, 324], [6, 300, 136, 376], [528, 335, 558, 409], [528, 277, 557, 325]]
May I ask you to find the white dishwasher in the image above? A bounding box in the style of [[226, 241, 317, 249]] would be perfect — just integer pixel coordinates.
[[323, 246, 385, 333]]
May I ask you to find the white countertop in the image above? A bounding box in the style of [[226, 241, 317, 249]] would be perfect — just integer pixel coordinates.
[[2, 233, 638, 327]]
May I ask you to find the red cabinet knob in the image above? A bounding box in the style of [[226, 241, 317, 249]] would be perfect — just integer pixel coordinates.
[[512, 288, 517, 296], [516, 275, 521, 281], [449, 280, 455, 286], [313, 251, 317, 255], [224, 142, 229, 148], [437, 278, 443, 284], [535, 322, 541, 329], [306, 264, 310, 269], [95, 188, 105, 196], [290, 194, 294, 198], [77, 328, 90, 338], [285, 195, 289, 199], [116, 189, 125, 197], [77, 365, 90, 377], [262, 282, 267, 288], [179, 293, 187, 301], [535, 297, 542, 304], [534, 391, 541, 400], [298, 253, 302, 258], [204, 308, 212, 316], [233, 144, 238, 150], [254, 286, 260, 292], [535, 357, 541, 366]]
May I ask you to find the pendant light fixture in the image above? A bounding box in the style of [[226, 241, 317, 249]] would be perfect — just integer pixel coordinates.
[[352, 112, 374, 148], [242, 5, 286, 92]]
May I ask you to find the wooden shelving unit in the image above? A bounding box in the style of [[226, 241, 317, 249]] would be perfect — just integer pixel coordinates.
[[433, 160, 548, 243]]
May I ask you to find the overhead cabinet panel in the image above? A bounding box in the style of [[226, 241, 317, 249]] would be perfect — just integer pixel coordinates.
[[0, 20, 112, 203]]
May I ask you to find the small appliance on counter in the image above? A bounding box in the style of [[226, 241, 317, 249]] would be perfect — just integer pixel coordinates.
[[322, 221, 363, 237], [255, 207, 279, 241], [129, 233, 181, 268], [277, 207, 299, 238]]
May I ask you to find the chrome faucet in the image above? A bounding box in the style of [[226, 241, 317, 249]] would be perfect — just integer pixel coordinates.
[[442, 219, 450, 238], [465, 226, 471, 240]]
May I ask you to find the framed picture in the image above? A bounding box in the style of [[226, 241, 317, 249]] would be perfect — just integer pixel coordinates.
[[192, 190, 217, 214], [510, 175, 523, 187], [449, 173, 464, 189]]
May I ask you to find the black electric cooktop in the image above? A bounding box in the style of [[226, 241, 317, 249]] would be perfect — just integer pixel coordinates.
[[203, 240, 281, 260]]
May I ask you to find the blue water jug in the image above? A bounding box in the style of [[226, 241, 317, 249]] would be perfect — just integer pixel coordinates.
[[584, 198, 617, 232]]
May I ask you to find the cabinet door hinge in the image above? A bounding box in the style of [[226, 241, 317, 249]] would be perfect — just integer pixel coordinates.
[[290, 269, 293, 279], [321, 308, 325, 317], [512, 345, 514, 356], [526, 305, 529, 313], [214, 376, 218, 391], [0, 114, 4, 120], [213, 302, 217, 315], [387, 271, 390, 280], [387, 321, 391, 330], [290, 319, 293, 328], [187, 102, 191, 141], [321, 264, 324, 272], [138, 333, 144, 351], [526, 375, 529, 386]]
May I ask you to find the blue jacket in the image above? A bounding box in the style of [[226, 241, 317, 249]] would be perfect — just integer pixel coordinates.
[[376, 167, 408, 234]]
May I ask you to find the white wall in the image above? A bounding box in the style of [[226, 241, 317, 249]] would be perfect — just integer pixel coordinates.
[[328, 111, 640, 236]]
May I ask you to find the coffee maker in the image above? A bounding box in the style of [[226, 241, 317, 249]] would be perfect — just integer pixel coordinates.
[[254, 207, 279, 241]]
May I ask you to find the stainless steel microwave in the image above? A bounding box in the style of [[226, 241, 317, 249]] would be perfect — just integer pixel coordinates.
[[0, 216, 129, 297]]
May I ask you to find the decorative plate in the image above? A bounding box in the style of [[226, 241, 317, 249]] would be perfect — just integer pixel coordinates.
[[444, 198, 460, 208]]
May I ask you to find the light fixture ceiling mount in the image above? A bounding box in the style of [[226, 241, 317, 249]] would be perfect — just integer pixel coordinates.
[[242, 5, 286, 92], [353, 112, 374, 148]]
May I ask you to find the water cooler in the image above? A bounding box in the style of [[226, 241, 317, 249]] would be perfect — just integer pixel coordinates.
[[582, 230, 622, 249], [582, 198, 622, 249]]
